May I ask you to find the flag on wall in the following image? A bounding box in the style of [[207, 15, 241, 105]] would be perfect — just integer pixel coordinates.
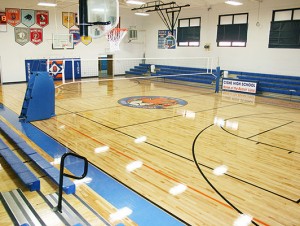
[[6, 8, 21, 26], [36, 10, 49, 27], [158, 30, 177, 49], [0, 12, 7, 32], [15, 27, 30, 46], [21, 9, 35, 27], [62, 12, 75, 28], [30, 28, 43, 45]]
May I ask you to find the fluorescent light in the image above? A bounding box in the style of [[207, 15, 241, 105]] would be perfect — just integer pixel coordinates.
[[135, 12, 149, 16], [225, 1, 243, 6], [38, 2, 57, 7], [127, 0, 145, 5]]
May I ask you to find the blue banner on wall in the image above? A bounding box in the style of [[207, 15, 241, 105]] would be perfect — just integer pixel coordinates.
[[25, 58, 81, 81]]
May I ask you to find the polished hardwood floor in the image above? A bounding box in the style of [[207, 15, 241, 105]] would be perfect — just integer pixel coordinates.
[[0, 77, 299, 226]]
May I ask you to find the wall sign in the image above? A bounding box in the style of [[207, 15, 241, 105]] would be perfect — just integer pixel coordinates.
[[62, 12, 75, 28], [222, 78, 258, 94]]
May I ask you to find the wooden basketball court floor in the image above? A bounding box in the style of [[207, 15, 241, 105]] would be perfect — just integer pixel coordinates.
[[0, 77, 299, 226]]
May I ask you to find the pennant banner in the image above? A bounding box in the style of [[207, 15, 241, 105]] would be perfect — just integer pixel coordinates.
[[81, 36, 92, 46], [6, 8, 21, 26], [0, 12, 7, 32], [70, 29, 81, 45], [21, 9, 35, 27], [30, 28, 43, 45], [15, 27, 30, 46], [62, 12, 75, 28], [36, 10, 49, 27]]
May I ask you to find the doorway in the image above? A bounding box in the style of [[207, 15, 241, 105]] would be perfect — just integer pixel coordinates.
[[98, 54, 113, 78]]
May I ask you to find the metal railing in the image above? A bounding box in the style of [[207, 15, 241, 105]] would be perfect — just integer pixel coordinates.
[[54, 152, 88, 213]]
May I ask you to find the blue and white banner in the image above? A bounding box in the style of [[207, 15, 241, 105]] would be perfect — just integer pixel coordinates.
[[222, 79, 258, 94]]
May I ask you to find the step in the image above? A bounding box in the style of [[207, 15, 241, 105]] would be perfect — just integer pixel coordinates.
[[45, 193, 92, 226], [0, 189, 46, 226]]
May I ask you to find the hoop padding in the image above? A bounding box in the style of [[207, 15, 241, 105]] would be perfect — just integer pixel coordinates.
[[106, 28, 128, 52]]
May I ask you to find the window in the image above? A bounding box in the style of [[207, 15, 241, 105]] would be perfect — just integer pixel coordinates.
[[268, 8, 300, 49], [217, 13, 248, 47], [177, 17, 201, 47]]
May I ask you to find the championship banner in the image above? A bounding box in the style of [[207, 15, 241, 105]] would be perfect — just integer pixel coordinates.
[[70, 29, 81, 45], [30, 28, 43, 45], [36, 10, 49, 27], [0, 12, 7, 32], [62, 12, 75, 28], [15, 27, 30, 46], [5, 8, 21, 26], [21, 9, 35, 27]]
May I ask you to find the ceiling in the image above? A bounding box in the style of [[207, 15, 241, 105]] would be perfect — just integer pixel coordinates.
[[51, 0, 260, 10]]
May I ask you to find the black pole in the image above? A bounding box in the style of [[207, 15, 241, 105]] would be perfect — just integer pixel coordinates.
[[79, 0, 88, 37]]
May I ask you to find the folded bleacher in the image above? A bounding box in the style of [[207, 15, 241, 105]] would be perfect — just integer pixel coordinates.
[[232, 71, 300, 96], [0, 119, 75, 194], [125, 63, 215, 84]]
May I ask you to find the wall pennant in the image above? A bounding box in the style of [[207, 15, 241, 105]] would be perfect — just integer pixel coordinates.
[[81, 36, 92, 46], [5, 8, 21, 26], [30, 28, 43, 45], [0, 12, 7, 32], [70, 29, 81, 45], [36, 10, 49, 27], [21, 9, 35, 27], [15, 27, 30, 46], [62, 12, 75, 28]]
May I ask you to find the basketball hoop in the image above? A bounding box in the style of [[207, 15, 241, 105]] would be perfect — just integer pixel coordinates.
[[106, 28, 128, 52]]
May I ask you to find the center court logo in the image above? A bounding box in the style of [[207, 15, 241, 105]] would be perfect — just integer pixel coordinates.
[[118, 96, 188, 109]]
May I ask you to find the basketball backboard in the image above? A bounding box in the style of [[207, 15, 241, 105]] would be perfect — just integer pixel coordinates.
[[79, 0, 119, 39]]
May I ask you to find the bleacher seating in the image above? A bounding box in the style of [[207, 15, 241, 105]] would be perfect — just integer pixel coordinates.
[[0, 119, 75, 194], [125, 63, 216, 84], [232, 71, 300, 96], [0, 139, 40, 191]]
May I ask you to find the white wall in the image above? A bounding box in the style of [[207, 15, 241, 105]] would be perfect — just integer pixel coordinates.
[[0, 0, 299, 83], [0, 1, 146, 83], [139, 0, 300, 76]]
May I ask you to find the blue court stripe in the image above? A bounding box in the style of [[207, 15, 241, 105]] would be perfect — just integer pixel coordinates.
[[0, 104, 185, 226]]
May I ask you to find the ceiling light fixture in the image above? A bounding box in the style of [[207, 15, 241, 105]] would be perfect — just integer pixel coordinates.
[[225, 1, 243, 6], [127, 0, 145, 5], [37, 1, 57, 7], [134, 12, 149, 16]]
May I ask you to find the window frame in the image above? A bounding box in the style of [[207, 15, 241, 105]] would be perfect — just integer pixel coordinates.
[[177, 17, 201, 47], [268, 8, 300, 49], [217, 13, 249, 47]]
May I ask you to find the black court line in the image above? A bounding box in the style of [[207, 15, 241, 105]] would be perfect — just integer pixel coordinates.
[[192, 125, 260, 226], [77, 110, 299, 203], [247, 121, 294, 139]]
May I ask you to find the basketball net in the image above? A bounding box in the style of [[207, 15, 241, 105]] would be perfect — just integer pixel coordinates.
[[106, 28, 128, 52]]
